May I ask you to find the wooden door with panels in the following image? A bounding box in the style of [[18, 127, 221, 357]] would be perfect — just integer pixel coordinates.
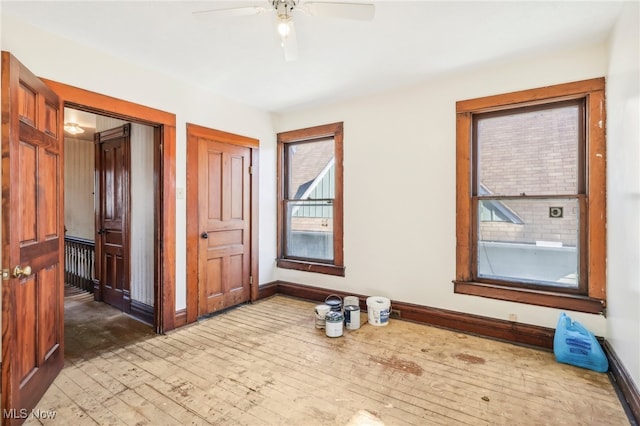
[[1, 51, 65, 425], [186, 124, 259, 321], [94, 124, 131, 313], [198, 140, 251, 315]]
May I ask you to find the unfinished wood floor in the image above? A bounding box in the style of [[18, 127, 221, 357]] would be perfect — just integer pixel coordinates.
[[26, 294, 628, 425]]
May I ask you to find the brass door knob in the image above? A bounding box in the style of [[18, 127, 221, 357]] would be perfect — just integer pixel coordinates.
[[13, 265, 32, 278]]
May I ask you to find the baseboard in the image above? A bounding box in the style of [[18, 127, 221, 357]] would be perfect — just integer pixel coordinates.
[[257, 281, 279, 300], [275, 280, 555, 349], [175, 308, 187, 327], [603, 340, 640, 425], [129, 300, 154, 325]]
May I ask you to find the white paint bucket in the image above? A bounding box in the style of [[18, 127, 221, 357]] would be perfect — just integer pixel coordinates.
[[314, 304, 331, 329], [344, 305, 361, 330], [367, 296, 391, 326], [325, 311, 344, 337]]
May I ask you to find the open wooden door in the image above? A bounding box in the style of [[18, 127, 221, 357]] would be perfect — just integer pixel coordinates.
[[1, 52, 64, 424], [94, 124, 131, 313]]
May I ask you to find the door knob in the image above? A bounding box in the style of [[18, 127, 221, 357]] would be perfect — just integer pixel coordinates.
[[201, 232, 208, 239], [13, 265, 32, 278]]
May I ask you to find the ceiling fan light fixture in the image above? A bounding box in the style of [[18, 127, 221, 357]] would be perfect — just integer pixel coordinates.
[[64, 122, 85, 135], [277, 17, 292, 38]]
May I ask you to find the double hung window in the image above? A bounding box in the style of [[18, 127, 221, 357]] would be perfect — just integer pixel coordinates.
[[455, 79, 606, 313], [277, 122, 344, 276]]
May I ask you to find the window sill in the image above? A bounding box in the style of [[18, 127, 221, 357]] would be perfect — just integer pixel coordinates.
[[453, 280, 605, 314], [277, 259, 345, 277]]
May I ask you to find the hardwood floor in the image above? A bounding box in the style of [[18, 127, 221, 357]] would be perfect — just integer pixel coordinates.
[[62, 286, 155, 362], [26, 293, 628, 425]]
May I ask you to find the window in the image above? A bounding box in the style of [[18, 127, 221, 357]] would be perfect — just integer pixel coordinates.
[[478, 184, 524, 224], [455, 79, 606, 313], [277, 122, 344, 276]]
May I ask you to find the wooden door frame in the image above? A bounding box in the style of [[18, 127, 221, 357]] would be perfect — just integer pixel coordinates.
[[42, 79, 177, 333], [185, 123, 259, 325]]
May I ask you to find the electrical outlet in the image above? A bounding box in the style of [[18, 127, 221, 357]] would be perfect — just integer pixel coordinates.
[[390, 309, 401, 319]]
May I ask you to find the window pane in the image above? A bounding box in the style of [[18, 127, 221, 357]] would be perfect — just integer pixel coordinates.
[[286, 200, 333, 261], [477, 104, 580, 196], [286, 139, 335, 200], [477, 198, 579, 288]]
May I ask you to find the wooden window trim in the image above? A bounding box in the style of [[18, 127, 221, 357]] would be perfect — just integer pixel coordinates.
[[277, 122, 345, 277], [454, 78, 606, 313]]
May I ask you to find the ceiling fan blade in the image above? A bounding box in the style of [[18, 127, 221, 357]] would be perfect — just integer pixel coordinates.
[[281, 21, 299, 62], [193, 6, 267, 20], [302, 2, 375, 21]]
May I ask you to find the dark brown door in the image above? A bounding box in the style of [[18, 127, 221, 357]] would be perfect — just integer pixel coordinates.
[[198, 139, 251, 316], [1, 52, 64, 425], [94, 124, 131, 313]]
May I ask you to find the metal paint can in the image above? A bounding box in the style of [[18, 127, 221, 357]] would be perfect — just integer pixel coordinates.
[[325, 311, 344, 337], [314, 304, 331, 329], [344, 305, 361, 330], [343, 296, 359, 307], [325, 294, 343, 312]]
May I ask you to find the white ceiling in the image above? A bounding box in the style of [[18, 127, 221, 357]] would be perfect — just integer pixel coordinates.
[[1, 1, 626, 112]]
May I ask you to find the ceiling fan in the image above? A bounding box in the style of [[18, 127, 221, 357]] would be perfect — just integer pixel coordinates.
[[193, 0, 375, 62]]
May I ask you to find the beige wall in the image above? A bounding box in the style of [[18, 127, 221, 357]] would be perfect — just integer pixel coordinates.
[[273, 42, 610, 336], [605, 0, 640, 392], [64, 136, 95, 240]]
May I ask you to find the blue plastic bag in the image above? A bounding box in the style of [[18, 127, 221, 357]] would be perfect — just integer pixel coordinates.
[[553, 312, 608, 372]]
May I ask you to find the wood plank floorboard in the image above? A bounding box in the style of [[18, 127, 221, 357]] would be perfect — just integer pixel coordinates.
[[25, 294, 629, 425]]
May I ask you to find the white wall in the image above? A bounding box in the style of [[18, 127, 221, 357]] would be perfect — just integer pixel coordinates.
[[606, 1, 640, 390], [0, 14, 278, 312], [273, 42, 611, 335]]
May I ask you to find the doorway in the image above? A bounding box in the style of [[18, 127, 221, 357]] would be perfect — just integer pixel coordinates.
[[64, 111, 157, 324], [44, 78, 177, 333]]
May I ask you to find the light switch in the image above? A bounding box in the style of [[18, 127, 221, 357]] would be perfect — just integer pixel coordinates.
[[176, 187, 185, 199]]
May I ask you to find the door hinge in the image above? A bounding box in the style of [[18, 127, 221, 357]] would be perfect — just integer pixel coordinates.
[[2, 269, 9, 281], [249, 275, 253, 285], [249, 166, 254, 175]]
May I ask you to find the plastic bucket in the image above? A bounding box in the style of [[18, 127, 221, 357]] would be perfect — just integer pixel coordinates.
[[366, 296, 390, 326]]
